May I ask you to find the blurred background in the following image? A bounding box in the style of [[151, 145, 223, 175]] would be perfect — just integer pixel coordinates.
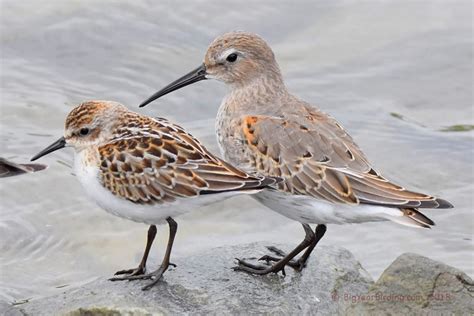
[[0, 0, 472, 303]]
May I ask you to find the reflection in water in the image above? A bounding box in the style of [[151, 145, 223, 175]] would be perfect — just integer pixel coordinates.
[[0, 0, 473, 303]]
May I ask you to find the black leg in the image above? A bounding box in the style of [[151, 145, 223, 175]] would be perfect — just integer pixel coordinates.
[[233, 224, 315, 276], [286, 224, 326, 271], [141, 217, 178, 290], [108, 218, 178, 290], [110, 225, 157, 279], [259, 224, 327, 271]]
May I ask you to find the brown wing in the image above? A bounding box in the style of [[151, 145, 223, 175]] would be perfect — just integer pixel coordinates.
[[98, 116, 275, 205], [239, 111, 451, 209]]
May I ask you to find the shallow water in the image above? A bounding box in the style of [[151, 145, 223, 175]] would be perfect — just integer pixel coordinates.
[[0, 0, 473, 303]]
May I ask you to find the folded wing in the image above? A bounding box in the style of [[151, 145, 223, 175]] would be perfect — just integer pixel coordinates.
[[239, 110, 452, 209], [98, 116, 276, 205]]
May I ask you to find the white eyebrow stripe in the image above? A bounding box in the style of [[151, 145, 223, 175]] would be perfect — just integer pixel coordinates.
[[218, 48, 238, 61]]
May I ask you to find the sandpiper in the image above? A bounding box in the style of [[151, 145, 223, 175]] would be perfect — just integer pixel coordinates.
[[31, 100, 278, 289], [139, 31, 453, 275]]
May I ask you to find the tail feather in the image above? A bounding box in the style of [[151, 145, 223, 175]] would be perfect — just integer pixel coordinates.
[[390, 208, 435, 229], [200, 175, 280, 195], [0, 157, 47, 178], [258, 175, 282, 188], [348, 173, 454, 209], [240, 175, 281, 190], [434, 198, 454, 209], [403, 208, 435, 226]]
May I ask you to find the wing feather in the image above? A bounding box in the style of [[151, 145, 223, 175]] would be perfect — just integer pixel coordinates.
[[239, 110, 451, 209], [99, 115, 276, 205]]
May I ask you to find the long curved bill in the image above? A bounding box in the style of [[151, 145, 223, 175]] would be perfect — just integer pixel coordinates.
[[31, 137, 66, 161], [139, 64, 207, 108]]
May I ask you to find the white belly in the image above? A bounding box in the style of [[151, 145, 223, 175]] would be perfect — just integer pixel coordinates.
[[73, 151, 246, 225], [253, 189, 400, 225]]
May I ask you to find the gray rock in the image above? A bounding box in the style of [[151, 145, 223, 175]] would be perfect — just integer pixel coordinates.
[[11, 243, 373, 315], [346, 253, 474, 315]]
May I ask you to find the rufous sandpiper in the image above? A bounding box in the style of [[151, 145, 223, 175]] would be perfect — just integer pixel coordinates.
[[31, 100, 278, 288], [138, 31, 453, 275]]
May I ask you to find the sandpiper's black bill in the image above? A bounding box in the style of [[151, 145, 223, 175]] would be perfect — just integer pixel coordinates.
[[31, 137, 66, 161], [139, 64, 207, 108]]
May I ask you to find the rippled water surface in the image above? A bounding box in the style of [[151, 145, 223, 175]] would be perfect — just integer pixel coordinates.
[[1, 0, 473, 303]]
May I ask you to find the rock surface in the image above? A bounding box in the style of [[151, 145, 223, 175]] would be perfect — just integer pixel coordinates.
[[7, 244, 473, 315], [11, 243, 373, 315], [346, 253, 474, 315]]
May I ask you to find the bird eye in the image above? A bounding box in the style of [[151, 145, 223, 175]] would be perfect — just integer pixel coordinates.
[[226, 53, 238, 63], [79, 128, 90, 136]]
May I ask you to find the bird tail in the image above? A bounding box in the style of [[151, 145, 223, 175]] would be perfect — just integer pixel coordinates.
[[389, 208, 436, 229]]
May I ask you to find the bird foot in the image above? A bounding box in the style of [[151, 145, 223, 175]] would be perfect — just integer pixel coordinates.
[[258, 246, 306, 272], [232, 257, 287, 276], [110, 262, 176, 279], [109, 264, 170, 290], [112, 265, 146, 277]]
